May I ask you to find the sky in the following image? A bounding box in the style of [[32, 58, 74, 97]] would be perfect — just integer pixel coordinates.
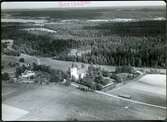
[[1, 1, 166, 9]]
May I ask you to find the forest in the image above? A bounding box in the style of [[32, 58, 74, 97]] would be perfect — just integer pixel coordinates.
[[1, 18, 166, 69]]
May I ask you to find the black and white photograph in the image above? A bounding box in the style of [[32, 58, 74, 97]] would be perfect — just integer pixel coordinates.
[[1, 1, 166, 121]]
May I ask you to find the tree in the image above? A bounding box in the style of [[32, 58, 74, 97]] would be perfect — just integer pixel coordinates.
[[115, 66, 134, 73], [8, 62, 16, 67], [102, 70, 109, 77], [81, 64, 85, 68], [64, 80, 71, 86], [110, 73, 122, 83], [81, 76, 96, 89], [2, 72, 10, 80], [1, 64, 4, 70], [19, 58, 25, 63], [94, 75, 103, 84], [101, 79, 110, 86], [96, 83, 103, 90], [15, 65, 26, 78], [50, 69, 66, 82]]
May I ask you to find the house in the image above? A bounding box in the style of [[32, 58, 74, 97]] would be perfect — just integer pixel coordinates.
[[19, 70, 35, 83], [70, 64, 86, 81], [21, 70, 35, 78], [70, 66, 79, 80]]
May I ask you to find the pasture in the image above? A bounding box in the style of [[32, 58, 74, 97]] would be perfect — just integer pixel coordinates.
[[106, 74, 166, 107], [2, 82, 166, 120]]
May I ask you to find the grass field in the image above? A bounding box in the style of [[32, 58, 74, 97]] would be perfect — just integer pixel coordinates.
[[106, 74, 166, 107], [2, 82, 166, 120]]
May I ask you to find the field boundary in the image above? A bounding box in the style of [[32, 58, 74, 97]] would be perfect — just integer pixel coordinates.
[[95, 90, 167, 110]]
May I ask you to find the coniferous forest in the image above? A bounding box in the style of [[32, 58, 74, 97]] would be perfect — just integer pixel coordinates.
[[1, 8, 166, 69]]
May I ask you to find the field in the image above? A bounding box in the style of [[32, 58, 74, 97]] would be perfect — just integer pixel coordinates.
[[106, 74, 166, 107], [2, 82, 166, 121]]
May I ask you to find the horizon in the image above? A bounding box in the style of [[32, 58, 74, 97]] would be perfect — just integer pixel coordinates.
[[1, 1, 166, 10]]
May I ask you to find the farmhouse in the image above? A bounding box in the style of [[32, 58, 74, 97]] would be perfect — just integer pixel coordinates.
[[19, 70, 35, 83]]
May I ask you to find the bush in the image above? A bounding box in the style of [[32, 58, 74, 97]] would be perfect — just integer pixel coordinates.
[[64, 80, 71, 86], [115, 66, 134, 73], [19, 58, 25, 63], [2, 72, 10, 80], [66, 117, 78, 121], [87, 65, 103, 80], [2, 42, 8, 49], [32, 63, 51, 73], [39, 65, 50, 72], [110, 73, 122, 83], [32, 62, 39, 70], [50, 69, 67, 82], [149, 69, 160, 74], [8, 62, 16, 67], [101, 79, 110, 86], [81, 64, 85, 68], [96, 83, 103, 90], [94, 75, 103, 84], [81, 76, 96, 89], [102, 70, 110, 77], [15, 65, 26, 78], [1, 64, 4, 69], [3, 49, 20, 56]]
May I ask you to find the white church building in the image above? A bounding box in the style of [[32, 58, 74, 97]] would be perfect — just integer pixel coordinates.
[[70, 64, 86, 81]]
